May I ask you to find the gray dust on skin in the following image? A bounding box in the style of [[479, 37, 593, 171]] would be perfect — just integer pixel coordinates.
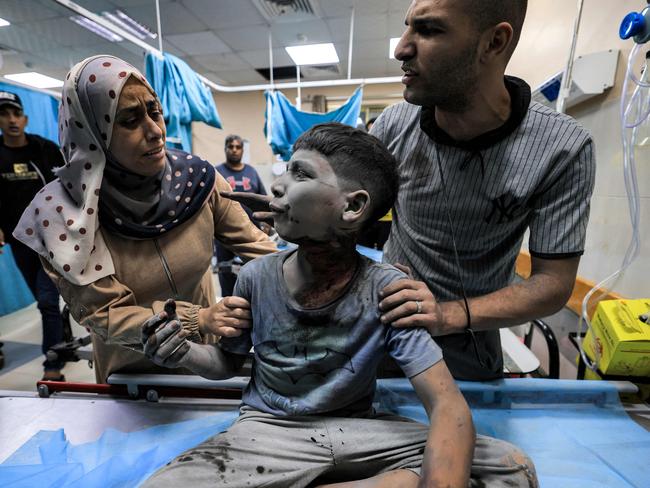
[[283, 235, 361, 309]]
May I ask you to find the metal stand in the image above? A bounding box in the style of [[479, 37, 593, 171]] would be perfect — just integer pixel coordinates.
[[524, 319, 560, 379]]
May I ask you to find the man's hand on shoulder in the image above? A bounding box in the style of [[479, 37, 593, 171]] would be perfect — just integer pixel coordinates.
[[379, 278, 450, 335]]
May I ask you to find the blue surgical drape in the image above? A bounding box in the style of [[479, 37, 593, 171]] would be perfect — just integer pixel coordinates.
[[264, 87, 363, 161], [145, 52, 222, 152]]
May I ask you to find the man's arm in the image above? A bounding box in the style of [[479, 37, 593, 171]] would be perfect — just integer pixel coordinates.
[[410, 360, 475, 487], [379, 256, 579, 335]]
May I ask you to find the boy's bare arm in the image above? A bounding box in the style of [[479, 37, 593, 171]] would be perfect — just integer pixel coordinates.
[[409, 361, 475, 488]]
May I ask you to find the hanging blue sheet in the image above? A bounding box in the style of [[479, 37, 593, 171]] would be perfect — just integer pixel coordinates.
[[0, 82, 59, 144], [0, 244, 34, 316], [1, 379, 649, 487], [265, 87, 363, 160], [144, 53, 222, 153]]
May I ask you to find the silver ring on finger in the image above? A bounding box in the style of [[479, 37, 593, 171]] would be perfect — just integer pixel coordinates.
[[415, 300, 422, 314]]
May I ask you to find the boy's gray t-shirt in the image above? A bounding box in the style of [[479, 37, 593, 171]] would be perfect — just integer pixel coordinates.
[[220, 250, 442, 417]]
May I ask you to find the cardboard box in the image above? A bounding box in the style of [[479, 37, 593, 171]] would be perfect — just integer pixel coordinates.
[[583, 299, 650, 377]]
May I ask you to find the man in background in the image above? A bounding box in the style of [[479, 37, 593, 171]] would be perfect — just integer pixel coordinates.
[[215, 134, 267, 296], [0, 91, 66, 379]]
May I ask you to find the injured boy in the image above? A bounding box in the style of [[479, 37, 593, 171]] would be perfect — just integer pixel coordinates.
[[141, 123, 538, 488]]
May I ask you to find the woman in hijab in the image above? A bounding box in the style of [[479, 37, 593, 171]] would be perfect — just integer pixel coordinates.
[[13, 55, 276, 383]]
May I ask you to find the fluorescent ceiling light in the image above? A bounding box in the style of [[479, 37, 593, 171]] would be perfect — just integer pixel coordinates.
[[70, 15, 124, 42], [285, 43, 339, 66], [4, 72, 64, 89], [389, 37, 400, 59], [0, 17, 10, 27], [102, 10, 157, 40]]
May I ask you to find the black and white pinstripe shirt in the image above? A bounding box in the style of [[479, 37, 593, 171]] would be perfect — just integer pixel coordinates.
[[371, 77, 596, 380]]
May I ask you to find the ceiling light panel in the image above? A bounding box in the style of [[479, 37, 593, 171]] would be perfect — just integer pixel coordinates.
[[101, 10, 157, 40], [69, 15, 123, 42], [4, 72, 64, 89], [285, 43, 339, 66]]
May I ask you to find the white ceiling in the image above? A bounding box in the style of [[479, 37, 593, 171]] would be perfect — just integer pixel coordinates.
[[0, 0, 412, 87]]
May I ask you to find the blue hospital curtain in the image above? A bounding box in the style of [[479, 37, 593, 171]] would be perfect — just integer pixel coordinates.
[[0, 82, 59, 143], [265, 87, 363, 160], [145, 52, 222, 152]]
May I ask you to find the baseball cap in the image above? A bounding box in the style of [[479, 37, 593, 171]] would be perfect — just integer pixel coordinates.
[[0, 91, 23, 110]]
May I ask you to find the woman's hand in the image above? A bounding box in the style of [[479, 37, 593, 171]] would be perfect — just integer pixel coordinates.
[[198, 296, 253, 337], [219, 191, 273, 224]]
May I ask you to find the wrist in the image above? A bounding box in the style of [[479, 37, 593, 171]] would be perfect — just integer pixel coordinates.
[[197, 307, 207, 335], [439, 300, 469, 335]]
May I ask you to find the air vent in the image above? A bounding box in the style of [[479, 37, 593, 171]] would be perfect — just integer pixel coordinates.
[[252, 0, 322, 23], [255, 65, 304, 81], [300, 64, 340, 78]]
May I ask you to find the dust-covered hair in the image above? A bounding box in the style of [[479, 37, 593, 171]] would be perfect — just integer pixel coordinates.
[[293, 122, 398, 226]]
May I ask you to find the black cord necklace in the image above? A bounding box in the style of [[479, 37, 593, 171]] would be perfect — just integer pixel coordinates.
[[433, 146, 488, 369]]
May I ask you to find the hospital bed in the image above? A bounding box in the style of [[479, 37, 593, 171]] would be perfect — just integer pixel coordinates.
[[1, 376, 649, 487]]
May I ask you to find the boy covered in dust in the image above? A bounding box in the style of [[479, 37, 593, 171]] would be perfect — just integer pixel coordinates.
[[142, 123, 537, 488]]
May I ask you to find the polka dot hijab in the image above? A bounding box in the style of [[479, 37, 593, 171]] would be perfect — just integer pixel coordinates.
[[13, 55, 215, 286]]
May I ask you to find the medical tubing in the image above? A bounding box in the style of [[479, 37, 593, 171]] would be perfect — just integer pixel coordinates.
[[623, 46, 650, 88], [623, 45, 650, 127], [576, 43, 646, 371]]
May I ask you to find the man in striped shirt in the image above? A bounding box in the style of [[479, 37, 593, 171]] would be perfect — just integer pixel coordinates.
[[375, 0, 596, 380]]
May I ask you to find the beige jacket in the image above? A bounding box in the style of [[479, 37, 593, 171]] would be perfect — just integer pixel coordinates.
[[43, 174, 276, 382]]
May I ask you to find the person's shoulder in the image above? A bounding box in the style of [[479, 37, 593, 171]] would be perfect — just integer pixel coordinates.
[[526, 102, 592, 141], [239, 250, 284, 276], [372, 102, 422, 143], [378, 101, 421, 124], [361, 257, 408, 288], [244, 163, 262, 175], [27, 134, 60, 151]]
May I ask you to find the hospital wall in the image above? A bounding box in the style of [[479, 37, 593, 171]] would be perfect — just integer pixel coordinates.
[[192, 0, 648, 298]]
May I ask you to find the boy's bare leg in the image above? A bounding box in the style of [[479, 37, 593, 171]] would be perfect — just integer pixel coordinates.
[[315, 468, 419, 488]]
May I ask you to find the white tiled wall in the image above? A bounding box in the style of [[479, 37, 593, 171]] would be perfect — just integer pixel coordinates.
[[521, 95, 650, 299], [575, 98, 650, 298]]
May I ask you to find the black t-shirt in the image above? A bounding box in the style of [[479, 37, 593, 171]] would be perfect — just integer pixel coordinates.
[[0, 134, 63, 243]]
